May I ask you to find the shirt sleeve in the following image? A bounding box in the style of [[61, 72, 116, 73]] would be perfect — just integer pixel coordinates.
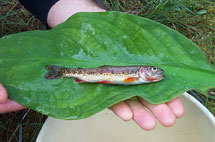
[[19, 0, 59, 25]]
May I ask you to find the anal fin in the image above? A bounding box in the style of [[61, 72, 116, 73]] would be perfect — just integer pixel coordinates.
[[96, 80, 112, 84], [74, 78, 87, 83]]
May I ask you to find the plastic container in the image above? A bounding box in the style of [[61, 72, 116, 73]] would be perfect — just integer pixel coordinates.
[[36, 93, 215, 142]]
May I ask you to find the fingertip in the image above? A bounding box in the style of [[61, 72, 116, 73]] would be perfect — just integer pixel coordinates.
[[139, 118, 156, 131], [167, 97, 184, 118], [176, 108, 184, 118], [110, 101, 133, 121], [160, 115, 176, 127], [126, 100, 156, 131], [139, 98, 176, 127], [0, 83, 8, 103], [153, 104, 176, 127], [118, 110, 133, 121]]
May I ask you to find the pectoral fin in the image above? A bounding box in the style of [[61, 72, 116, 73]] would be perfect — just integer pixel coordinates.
[[123, 77, 138, 83]]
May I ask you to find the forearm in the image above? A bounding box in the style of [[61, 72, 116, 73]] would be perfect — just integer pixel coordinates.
[[47, 0, 106, 28], [19, 0, 106, 28]]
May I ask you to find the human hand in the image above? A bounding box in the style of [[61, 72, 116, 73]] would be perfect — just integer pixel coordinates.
[[110, 97, 184, 130], [0, 83, 25, 113]]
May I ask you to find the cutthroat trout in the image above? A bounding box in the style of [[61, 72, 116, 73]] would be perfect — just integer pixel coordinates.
[[44, 65, 165, 85]]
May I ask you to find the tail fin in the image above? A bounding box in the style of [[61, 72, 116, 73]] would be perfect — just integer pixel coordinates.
[[44, 65, 64, 80]]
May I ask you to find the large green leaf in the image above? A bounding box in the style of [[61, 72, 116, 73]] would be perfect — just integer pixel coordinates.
[[0, 12, 214, 119]]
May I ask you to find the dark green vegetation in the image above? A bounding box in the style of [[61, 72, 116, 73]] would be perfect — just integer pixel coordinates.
[[0, 0, 214, 142]]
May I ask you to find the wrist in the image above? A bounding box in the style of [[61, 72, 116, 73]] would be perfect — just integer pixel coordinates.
[[47, 0, 106, 28]]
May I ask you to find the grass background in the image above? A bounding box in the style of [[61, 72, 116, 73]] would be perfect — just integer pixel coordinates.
[[0, 0, 214, 141]]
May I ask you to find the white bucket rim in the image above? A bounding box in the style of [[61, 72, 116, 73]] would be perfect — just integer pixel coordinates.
[[182, 92, 215, 125]]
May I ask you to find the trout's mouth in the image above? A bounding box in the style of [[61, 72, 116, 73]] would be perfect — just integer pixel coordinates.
[[154, 74, 165, 81], [155, 70, 165, 80], [147, 70, 165, 82]]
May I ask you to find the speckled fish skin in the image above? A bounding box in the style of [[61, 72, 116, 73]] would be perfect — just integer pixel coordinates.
[[45, 65, 165, 85]]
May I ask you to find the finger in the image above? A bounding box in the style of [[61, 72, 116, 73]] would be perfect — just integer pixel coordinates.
[[0, 83, 8, 103], [109, 101, 133, 121], [166, 97, 184, 118], [126, 100, 156, 130], [138, 97, 176, 127], [0, 99, 26, 114]]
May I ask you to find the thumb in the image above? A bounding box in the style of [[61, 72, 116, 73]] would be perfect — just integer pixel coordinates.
[[0, 83, 8, 103]]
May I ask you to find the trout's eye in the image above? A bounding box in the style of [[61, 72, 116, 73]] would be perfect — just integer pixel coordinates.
[[152, 67, 157, 72]]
